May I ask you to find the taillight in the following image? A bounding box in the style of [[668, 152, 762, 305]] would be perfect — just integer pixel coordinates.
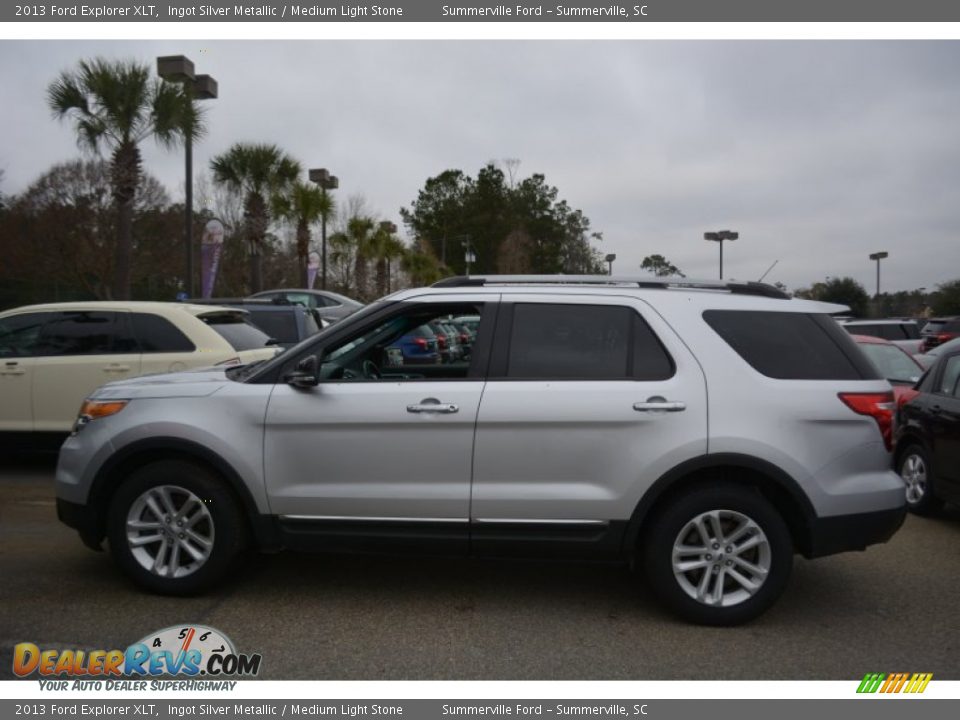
[[838, 391, 895, 451], [937, 333, 954, 344], [460, 333, 469, 343], [413, 337, 428, 350], [436, 334, 447, 349]]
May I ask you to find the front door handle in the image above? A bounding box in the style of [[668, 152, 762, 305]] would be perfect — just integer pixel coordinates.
[[633, 396, 686, 413], [407, 398, 459, 414], [103, 364, 131, 373]]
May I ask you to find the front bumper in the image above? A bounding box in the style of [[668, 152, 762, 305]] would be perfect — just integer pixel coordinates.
[[56, 497, 104, 551], [804, 504, 907, 558]]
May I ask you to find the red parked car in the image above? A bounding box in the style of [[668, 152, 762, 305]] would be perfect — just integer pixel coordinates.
[[852, 334, 925, 405]]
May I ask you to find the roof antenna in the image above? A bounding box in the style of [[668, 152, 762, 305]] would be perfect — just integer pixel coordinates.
[[758, 260, 779, 283]]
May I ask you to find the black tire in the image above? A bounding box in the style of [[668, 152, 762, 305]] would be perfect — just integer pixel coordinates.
[[897, 443, 943, 516], [107, 459, 247, 595], [642, 483, 793, 626]]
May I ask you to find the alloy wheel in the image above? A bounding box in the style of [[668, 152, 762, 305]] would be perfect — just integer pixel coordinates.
[[125, 485, 215, 579], [901, 453, 928, 505], [671, 509, 772, 607]]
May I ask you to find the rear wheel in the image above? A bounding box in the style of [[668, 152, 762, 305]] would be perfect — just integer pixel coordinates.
[[898, 444, 942, 516], [107, 460, 246, 595], [643, 484, 793, 626]]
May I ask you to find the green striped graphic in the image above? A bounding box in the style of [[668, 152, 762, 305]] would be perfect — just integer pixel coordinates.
[[857, 672, 886, 693]]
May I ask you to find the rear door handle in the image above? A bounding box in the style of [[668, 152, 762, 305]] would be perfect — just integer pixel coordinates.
[[1, 361, 25, 376], [407, 398, 459, 414], [103, 364, 131, 373], [633, 396, 686, 413]]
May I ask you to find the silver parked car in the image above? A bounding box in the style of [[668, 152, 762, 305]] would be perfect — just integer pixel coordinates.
[[56, 276, 906, 625]]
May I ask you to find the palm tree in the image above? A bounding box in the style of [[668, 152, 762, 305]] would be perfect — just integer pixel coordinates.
[[371, 226, 407, 297], [346, 216, 376, 301], [48, 58, 200, 300], [274, 182, 329, 288], [210, 143, 301, 292]]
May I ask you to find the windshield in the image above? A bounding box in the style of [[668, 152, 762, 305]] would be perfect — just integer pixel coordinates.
[[859, 342, 922, 384]]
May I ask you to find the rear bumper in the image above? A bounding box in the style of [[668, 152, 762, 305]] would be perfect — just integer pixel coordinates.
[[804, 504, 907, 559]]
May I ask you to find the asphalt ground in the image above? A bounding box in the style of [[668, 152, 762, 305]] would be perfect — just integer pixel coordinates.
[[1, 457, 958, 681]]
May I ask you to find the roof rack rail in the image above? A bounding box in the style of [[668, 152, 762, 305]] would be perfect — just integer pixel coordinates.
[[431, 275, 790, 299]]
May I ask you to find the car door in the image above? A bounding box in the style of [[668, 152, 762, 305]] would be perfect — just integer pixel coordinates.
[[31, 310, 141, 432], [0, 312, 51, 432], [927, 352, 960, 498], [262, 295, 495, 553], [470, 293, 708, 557]]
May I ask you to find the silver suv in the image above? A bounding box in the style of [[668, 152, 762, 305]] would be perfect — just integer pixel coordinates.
[[56, 276, 907, 625]]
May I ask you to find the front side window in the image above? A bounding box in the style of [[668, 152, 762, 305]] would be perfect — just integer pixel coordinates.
[[504, 304, 674, 381], [0, 313, 50, 358], [319, 303, 483, 382], [937, 356, 960, 397]]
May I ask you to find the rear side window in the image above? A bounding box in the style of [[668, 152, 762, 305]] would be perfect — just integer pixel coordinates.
[[705, 310, 880, 380], [35, 311, 136, 356], [0, 312, 49, 357], [505, 304, 673, 380], [130, 313, 196, 353], [202, 315, 272, 351]]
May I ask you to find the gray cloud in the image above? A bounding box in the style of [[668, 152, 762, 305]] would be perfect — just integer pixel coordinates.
[[1, 40, 958, 293]]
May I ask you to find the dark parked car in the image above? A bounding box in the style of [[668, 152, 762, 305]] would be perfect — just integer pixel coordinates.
[[385, 324, 440, 366], [186, 299, 326, 349], [895, 349, 960, 514], [249, 289, 363, 323], [920, 317, 960, 352]]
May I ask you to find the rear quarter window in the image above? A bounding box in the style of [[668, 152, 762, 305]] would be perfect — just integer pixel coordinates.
[[704, 310, 880, 380], [202, 315, 272, 351]]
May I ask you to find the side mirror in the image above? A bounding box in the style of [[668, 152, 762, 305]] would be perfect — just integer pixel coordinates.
[[284, 355, 319, 389]]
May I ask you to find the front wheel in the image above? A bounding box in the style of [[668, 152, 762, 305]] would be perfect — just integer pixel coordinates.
[[107, 460, 247, 595], [643, 484, 793, 626]]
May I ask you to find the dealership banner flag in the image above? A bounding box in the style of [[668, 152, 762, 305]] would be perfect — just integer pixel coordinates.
[[201, 219, 226, 299], [307, 251, 321, 289]]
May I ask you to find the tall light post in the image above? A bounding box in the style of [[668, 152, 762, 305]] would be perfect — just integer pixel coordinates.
[[157, 55, 217, 298], [379, 221, 397, 293], [869, 251, 888, 297], [605, 253, 617, 275], [309, 168, 338, 290], [704, 230, 738, 279], [463, 236, 476, 277]]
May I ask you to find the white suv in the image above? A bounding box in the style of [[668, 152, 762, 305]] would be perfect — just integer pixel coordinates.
[[54, 277, 907, 625], [0, 301, 279, 444]]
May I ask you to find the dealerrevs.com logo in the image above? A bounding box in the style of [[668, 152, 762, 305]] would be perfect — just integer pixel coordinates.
[[857, 672, 933, 694], [13, 625, 262, 688]]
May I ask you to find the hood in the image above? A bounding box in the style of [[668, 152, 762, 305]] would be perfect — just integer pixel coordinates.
[[90, 367, 233, 400]]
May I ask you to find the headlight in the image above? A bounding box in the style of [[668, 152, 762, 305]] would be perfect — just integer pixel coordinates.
[[73, 399, 129, 433]]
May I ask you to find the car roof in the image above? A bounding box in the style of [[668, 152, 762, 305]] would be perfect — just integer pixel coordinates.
[[0, 301, 246, 317]]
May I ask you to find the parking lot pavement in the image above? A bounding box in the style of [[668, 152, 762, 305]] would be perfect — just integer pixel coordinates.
[[1, 457, 957, 681]]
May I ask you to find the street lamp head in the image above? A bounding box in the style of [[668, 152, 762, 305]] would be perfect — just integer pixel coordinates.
[[309, 168, 331, 183], [192, 74, 218, 100], [705, 230, 738, 242], [327, 176, 339, 190], [869, 251, 889, 261], [605, 253, 617, 262], [157, 55, 195, 82]]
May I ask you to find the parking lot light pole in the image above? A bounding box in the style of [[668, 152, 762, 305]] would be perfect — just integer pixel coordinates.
[[869, 251, 889, 297], [605, 253, 617, 275], [379, 221, 397, 292], [704, 230, 738, 280], [157, 55, 217, 298], [309, 168, 339, 290]]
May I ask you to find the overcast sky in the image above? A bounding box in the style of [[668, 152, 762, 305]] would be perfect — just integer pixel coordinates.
[[1, 40, 958, 293]]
